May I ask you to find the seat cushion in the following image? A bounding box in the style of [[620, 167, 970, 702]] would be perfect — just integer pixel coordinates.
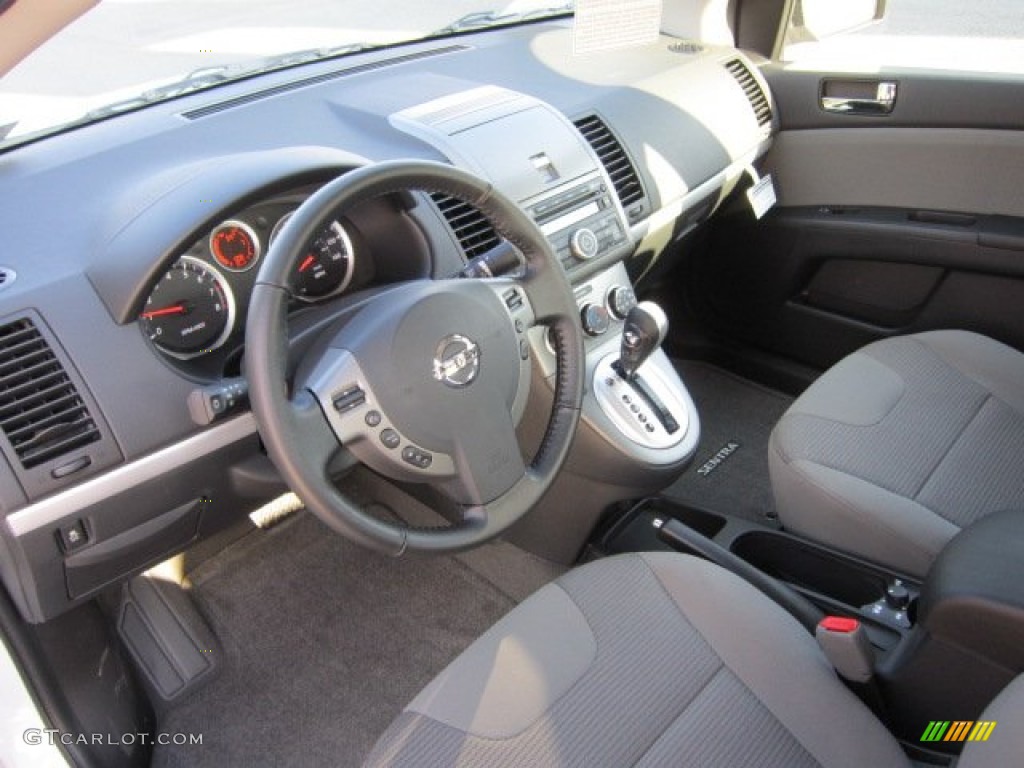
[[770, 331, 1024, 577], [959, 673, 1024, 768], [364, 553, 909, 768]]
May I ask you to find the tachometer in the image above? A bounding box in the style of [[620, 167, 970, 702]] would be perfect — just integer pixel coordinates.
[[139, 256, 235, 358], [270, 212, 355, 300], [210, 220, 260, 272]]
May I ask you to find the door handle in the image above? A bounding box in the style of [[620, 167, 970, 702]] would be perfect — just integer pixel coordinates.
[[821, 81, 897, 115]]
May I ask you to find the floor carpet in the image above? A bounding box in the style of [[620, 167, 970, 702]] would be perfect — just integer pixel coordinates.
[[662, 360, 794, 525], [153, 499, 560, 768]]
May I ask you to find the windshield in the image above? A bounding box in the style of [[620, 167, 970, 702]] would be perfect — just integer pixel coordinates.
[[0, 0, 573, 150]]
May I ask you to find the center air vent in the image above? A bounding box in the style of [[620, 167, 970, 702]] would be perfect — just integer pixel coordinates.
[[0, 317, 101, 469], [430, 194, 501, 260], [573, 115, 645, 218], [724, 59, 772, 128]]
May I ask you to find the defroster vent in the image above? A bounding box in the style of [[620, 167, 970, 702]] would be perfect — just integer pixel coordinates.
[[573, 114, 644, 211], [724, 59, 772, 128], [0, 317, 101, 469], [431, 194, 501, 260]]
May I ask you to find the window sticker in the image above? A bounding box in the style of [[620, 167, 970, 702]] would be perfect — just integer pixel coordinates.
[[573, 0, 663, 55]]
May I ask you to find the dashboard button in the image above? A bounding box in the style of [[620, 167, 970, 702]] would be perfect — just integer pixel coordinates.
[[58, 520, 89, 552], [364, 410, 382, 427]]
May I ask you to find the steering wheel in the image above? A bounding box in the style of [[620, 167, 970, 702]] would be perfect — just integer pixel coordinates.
[[245, 160, 584, 555]]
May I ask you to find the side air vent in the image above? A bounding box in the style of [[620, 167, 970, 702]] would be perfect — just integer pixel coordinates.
[[724, 59, 772, 128], [573, 115, 645, 215], [430, 194, 500, 260], [0, 318, 101, 469]]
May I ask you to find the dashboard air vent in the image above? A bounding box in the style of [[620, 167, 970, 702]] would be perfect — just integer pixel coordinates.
[[430, 194, 500, 260], [573, 115, 644, 211], [0, 318, 101, 469], [724, 59, 772, 128]]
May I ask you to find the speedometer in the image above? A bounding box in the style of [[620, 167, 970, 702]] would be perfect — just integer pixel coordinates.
[[270, 212, 355, 300], [139, 256, 235, 358]]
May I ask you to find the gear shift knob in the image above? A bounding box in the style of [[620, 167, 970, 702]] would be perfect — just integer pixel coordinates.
[[618, 301, 668, 380]]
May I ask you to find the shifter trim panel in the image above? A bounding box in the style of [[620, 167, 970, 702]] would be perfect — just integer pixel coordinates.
[[593, 353, 689, 449]]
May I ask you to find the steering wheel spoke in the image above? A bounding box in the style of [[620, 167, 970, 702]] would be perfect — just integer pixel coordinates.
[[444, 399, 526, 506], [303, 346, 458, 480], [287, 388, 348, 473]]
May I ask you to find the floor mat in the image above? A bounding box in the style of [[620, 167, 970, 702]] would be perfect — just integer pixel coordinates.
[[663, 360, 794, 525], [153, 511, 519, 768]]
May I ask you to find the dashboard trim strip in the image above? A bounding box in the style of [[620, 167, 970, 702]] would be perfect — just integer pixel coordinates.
[[5, 414, 258, 538]]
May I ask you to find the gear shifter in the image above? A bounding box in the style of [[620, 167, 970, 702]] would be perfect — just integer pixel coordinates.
[[617, 302, 668, 380]]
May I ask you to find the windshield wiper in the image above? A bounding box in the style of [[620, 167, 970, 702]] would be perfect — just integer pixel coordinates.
[[433, 4, 573, 36]]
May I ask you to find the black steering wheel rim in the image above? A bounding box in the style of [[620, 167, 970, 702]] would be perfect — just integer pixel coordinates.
[[245, 159, 584, 555]]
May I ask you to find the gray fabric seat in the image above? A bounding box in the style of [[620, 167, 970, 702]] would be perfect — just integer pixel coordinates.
[[364, 553, 911, 767], [770, 330, 1024, 577]]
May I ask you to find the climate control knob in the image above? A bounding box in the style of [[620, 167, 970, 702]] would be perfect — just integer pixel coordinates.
[[581, 303, 611, 337], [607, 285, 637, 319], [570, 227, 600, 260]]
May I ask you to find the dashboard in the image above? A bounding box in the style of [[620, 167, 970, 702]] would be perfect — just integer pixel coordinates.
[[0, 18, 774, 622]]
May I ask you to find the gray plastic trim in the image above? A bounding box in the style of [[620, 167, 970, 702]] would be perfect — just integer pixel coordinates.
[[4, 414, 256, 537]]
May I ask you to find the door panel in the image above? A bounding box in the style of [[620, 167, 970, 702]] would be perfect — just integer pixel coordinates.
[[764, 128, 1024, 218], [681, 63, 1024, 372], [690, 205, 1024, 371]]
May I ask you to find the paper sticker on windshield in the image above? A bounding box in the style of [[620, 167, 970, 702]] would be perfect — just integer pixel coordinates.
[[573, 0, 663, 55]]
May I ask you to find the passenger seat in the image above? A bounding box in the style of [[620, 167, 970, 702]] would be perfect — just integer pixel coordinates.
[[770, 330, 1024, 577]]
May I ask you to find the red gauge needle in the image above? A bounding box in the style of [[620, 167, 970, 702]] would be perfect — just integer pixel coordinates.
[[141, 303, 187, 319], [298, 255, 316, 273]]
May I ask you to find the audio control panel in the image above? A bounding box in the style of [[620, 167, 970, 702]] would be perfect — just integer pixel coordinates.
[[524, 172, 629, 274]]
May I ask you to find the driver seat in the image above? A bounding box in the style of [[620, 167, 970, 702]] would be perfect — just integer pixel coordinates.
[[365, 552, 1020, 767]]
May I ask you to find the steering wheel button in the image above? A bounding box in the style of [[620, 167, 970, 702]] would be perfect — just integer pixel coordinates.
[[380, 429, 400, 449], [364, 410, 382, 427], [401, 446, 433, 469], [333, 386, 366, 413]]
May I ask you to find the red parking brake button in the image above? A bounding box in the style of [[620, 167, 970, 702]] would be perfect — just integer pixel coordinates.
[[819, 616, 860, 633]]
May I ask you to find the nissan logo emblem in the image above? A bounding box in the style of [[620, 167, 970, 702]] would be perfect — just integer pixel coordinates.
[[432, 334, 480, 388]]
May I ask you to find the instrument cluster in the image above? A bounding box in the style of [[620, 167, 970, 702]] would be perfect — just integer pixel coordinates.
[[139, 193, 359, 362]]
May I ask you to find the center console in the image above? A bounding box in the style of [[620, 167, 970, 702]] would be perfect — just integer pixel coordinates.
[[393, 84, 701, 562], [604, 498, 1024, 758]]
